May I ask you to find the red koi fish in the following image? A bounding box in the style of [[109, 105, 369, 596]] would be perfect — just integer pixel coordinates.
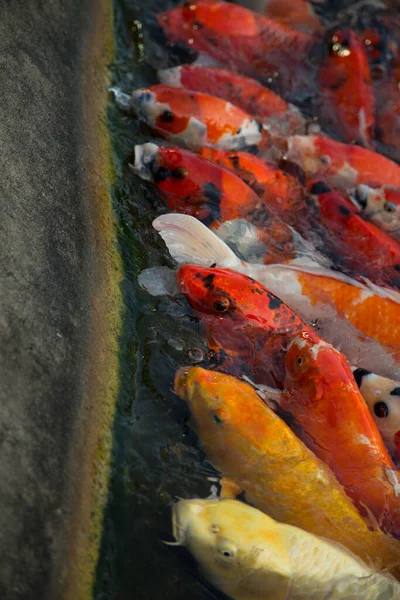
[[281, 330, 400, 538], [177, 265, 309, 387], [198, 147, 306, 215], [128, 85, 265, 150], [286, 135, 400, 192], [352, 183, 400, 238], [157, 0, 315, 96], [131, 143, 299, 263], [158, 65, 305, 135], [318, 28, 375, 147], [309, 180, 400, 290]]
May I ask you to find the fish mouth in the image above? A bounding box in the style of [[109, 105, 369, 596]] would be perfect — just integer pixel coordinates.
[[174, 367, 191, 400], [129, 143, 160, 182]]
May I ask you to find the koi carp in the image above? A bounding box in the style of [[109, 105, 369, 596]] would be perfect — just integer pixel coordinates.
[[286, 134, 400, 192], [279, 330, 400, 539], [157, 0, 316, 96], [198, 147, 306, 215], [151, 213, 400, 378], [174, 367, 400, 579], [353, 367, 400, 463], [318, 28, 375, 147], [308, 180, 400, 290], [176, 264, 309, 387], [352, 183, 400, 238], [158, 65, 305, 135], [131, 143, 300, 263], [119, 84, 266, 150]]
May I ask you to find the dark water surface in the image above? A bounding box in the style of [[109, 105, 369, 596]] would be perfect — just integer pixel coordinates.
[[94, 1, 228, 598], [93, 0, 389, 598]]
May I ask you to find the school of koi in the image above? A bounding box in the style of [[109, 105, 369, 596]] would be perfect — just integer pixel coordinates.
[[113, 0, 400, 596]]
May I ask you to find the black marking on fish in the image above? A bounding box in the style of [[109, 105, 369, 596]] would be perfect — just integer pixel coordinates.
[[200, 182, 222, 227], [338, 204, 351, 216], [154, 166, 171, 183], [390, 387, 400, 396], [309, 181, 331, 195], [353, 367, 371, 388], [394, 264, 400, 272], [268, 295, 283, 310], [230, 155, 240, 169], [211, 412, 224, 425], [203, 273, 215, 290], [193, 21, 203, 30], [278, 158, 307, 187]]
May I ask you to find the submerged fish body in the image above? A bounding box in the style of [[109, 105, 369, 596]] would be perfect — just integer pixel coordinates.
[[261, 0, 323, 34], [176, 265, 308, 386], [318, 28, 375, 147], [129, 85, 265, 150], [352, 183, 400, 237], [281, 330, 400, 538], [353, 367, 400, 462], [172, 499, 400, 599], [132, 143, 299, 263], [198, 147, 307, 215], [309, 180, 400, 289], [287, 135, 400, 192], [157, 0, 315, 96], [153, 213, 400, 378], [158, 65, 305, 135]]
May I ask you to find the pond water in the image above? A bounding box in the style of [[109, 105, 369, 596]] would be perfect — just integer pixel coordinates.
[[93, 1, 400, 598]]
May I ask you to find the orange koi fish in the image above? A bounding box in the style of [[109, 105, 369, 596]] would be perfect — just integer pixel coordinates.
[[174, 366, 400, 576], [318, 28, 375, 147], [198, 147, 306, 215], [153, 213, 400, 378], [125, 85, 266, 150], [286, 134, 400, 192], [281, 330, 400, 539], [352, 183, 400, 238], [157, 0, 315, 96], [353, 367, 400, 463], [158, 65, 305, 135], [131, 143, 299, 263], [176, 265, 309, 387], [309, 180, 400, 289]]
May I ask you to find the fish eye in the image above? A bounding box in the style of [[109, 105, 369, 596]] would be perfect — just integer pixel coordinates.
[[374, 401, 389, 418], [296, 356, 303, 366], [211, 412, 224, 425], [217, 540, 237, 559], [213, 296, 230, 313], [384, 202, 397, 213], [171, 167, 188, 179]]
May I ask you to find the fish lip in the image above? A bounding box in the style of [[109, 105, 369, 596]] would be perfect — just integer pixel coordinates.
[[174, 367, 191, 400], [129, 143, 159, 182]]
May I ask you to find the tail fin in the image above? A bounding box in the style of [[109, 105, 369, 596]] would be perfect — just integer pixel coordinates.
[[153, 214, 241, 268]]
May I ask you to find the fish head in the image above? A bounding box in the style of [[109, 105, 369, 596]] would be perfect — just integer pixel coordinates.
[[174, 366, 280, 462], [171, 498, 290, 592], [131, 145, 222, 225], [353, 184, 400, 232], [177, 265, 276, 321], [177, 265, 304, 382], [130, 85, 199, 141], [354, 369, 400, 459], [283, 330, 335, 402]]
